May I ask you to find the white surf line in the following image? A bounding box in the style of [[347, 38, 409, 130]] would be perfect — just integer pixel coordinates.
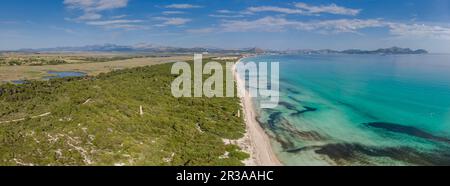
[[0, 112, 51, 124]]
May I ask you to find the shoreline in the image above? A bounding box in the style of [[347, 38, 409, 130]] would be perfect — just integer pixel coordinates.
[[233, 58, 282, 166]]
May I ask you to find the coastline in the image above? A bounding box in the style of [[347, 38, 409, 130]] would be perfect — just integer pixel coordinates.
[[233, 58, 282, 166]]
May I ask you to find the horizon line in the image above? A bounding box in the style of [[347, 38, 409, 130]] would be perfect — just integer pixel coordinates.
[[0, 44, 433, 53]]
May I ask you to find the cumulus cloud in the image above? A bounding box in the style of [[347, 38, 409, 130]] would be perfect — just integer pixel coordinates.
[[294, 3, 361, 16], [76, 12, 102, 20], [86, 19, 143, 26], [162, 11, 185, 15], [103, 24, 147, 30], [165, 4, 202, 9], [387, 23, 450, 39], [303, 19, 385, 33], [220, 16, 385, 33], [218, 16, 450, 39], [209, 14, 245, 18], [246, 6, 305, 14], [217, 9, 234, 14], [244, 3, 360, 16], [155, 17, 191, 26], [64, 0, 129, 21], [210, 9, 244, 18], [85, 19, 147, 30], [111, 14, 127, 19], [221, 17, 297, 32], [63, 0, 146, 30], [64, 0, 128, 12]]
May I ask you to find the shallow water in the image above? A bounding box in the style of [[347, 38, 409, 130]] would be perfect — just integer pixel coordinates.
[[43, 71, 87, 80], [11, 80, 27, 84], [241, 54, 450, 165]]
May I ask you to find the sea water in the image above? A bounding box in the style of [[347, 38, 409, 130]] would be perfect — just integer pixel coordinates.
[[241, 54, 450, 165]]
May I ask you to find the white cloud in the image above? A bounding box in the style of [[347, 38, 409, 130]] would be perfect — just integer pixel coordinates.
[[95, 0, 128, 11], [64, 0, 128, 11], [77, 12, 102, 20], [165, 4, 202, 9], [63, 0, 146, 30], [111, 14, 127, 19], [64, 0, 129, 20], [103, 24, 147, 30], [86, 19, 143, 26], [246, 6, 305, 14], [85, 19, 146, 30], [162, 11, 185, 15], [217, 9, 233, 14], [387, 23, 450, 39], [221, 17, 297, 32], [220, 16, 383, 33], [210, 9, 244, 18], [304, 19, 384, 33], [244, 3, 360, 16], [155, 17, 191, 26], [209, 14, 245, 18], [219, 15, 383, 33], [294, 3, 361, 16], [218, 16, 450, 40]]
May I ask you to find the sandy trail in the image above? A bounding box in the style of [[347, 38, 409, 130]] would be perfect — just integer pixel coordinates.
[[0, 112, 51, 124]]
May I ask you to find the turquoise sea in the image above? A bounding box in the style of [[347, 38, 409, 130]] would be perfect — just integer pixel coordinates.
[[241, 54, 450, 165]]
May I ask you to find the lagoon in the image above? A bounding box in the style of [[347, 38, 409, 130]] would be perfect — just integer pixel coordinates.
[[43, 71, 87, 80]]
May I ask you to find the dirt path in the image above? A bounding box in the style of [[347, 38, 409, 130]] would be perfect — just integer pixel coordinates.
[[0, 112, 51, 124]]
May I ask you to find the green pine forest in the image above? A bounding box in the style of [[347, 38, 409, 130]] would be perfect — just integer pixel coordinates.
[[0, 59, 248, 166]]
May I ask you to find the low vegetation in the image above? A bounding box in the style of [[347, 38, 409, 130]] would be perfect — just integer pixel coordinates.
[[64, 56, 147, 63], [0, 55, 154, 66], [0, 59, 247, 166], [0, 57, 67, 66], [0, 55, 192, 83]]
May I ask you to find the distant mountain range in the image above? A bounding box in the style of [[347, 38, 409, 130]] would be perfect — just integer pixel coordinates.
[[283, 47, 428, 55], [2, 44, 427, 55], [6, 44, 264, 54], [342, 47, 428, 54]]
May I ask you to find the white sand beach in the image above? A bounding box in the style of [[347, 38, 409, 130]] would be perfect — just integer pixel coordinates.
[[233, 60, 282, 166]]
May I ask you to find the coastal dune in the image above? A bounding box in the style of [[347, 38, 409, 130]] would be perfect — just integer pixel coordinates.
[[233, 60, 282, 166]]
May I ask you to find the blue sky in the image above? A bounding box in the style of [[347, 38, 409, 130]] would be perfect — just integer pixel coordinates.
[[1, 0, 450, 52]]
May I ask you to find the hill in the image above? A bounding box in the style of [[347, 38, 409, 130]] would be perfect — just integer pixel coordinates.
[[283, 47, 428, 55], [341, 47, 428, 54]]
